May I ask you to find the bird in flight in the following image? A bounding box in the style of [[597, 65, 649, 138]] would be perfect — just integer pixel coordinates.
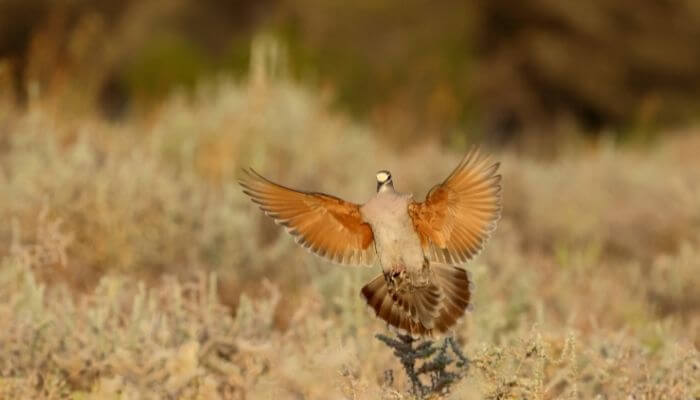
[[239, 148, 501, 337]]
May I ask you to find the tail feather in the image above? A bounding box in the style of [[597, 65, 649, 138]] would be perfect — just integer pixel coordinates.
[[430, 264, 473, 333], [362, 276, 393, 323], [361, 264, 473, 338], [361, 276, 437, 335]]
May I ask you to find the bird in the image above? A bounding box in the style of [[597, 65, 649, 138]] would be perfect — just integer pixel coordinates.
[[238, 147, 501, 337]]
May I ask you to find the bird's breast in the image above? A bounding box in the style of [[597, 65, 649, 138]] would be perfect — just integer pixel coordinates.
[[360, 193, 424, 273]]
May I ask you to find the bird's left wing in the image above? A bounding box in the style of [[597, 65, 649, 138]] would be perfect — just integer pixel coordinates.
[[239, 169, 375, 266], [407, 148, 501, 265]]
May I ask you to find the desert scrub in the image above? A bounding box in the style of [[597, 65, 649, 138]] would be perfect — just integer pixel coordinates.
[[0, 75, 378, 293], [1, 66, 699, 398], [0, 226, 698, 398], [0, 254, 366, 399]]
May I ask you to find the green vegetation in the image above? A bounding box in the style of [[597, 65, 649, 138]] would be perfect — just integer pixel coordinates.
[[124, 33, 212, 99], [3, 0, 700, 142]]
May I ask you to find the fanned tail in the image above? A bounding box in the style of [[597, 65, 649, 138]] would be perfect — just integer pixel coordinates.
[[361, 264, 473, 338]]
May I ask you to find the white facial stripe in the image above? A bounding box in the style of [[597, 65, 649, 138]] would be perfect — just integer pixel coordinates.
[[376, 172, 390, 182]]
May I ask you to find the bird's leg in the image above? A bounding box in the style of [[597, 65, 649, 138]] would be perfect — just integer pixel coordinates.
[[384, 265, 408, 290]]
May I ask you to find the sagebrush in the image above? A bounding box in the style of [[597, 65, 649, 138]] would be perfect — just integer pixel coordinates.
[[0, 71, 698, 398]]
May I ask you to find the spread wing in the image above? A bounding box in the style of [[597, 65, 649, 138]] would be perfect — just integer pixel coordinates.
[[408, 147, 501, 265], [239, 169, 376, 266]]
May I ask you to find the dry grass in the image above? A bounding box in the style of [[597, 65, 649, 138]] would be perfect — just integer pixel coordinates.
[[1, 66, 699, 398]]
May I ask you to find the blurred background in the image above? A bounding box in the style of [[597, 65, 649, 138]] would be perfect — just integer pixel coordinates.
[[2, 0, 700, 150], [1, 1, 699, 398]]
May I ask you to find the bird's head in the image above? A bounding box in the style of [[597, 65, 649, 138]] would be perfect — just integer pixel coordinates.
[[376, 170, 394, 193]]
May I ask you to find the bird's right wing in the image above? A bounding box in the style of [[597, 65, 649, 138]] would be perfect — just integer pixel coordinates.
[[239, 169, 376, 266]]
